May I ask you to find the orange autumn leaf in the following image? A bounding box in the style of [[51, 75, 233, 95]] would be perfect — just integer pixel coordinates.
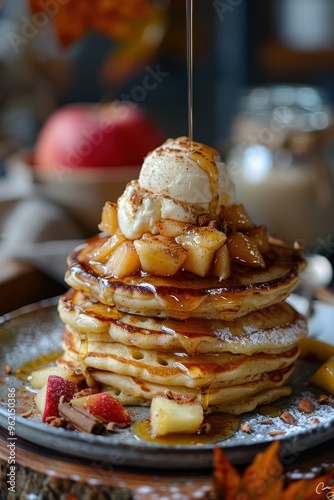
[[213, 447, 241, 500], [213, 441, 334, 500], [29, 0, 154, 46], [241, 441, 284, 499], [282, 473, 334, 500]]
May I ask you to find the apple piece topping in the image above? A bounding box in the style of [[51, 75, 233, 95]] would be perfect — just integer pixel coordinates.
[[71, 392, 131, 426], [176, 227, 227, 277], [105, 240, 140, 278], [99, 201, 118, 235], [219, 203, 255, 231], [246, 225, 270, 254], [227, 232, 266, 268], [210, 243, 232, 280], [134, 236, 188, 276], [150, 393, 204, 437], [34, 375, 78, 422], [155, 218, 193, 238], [92, 233, 125, 262]]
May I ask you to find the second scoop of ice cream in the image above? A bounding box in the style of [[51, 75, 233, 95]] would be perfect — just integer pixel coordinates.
[[117, 137, 234, 239]]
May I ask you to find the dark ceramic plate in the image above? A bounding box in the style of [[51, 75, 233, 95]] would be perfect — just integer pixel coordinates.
[[0, 296, 334, 469]]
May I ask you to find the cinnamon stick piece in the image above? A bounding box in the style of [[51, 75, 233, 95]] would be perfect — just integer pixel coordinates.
[[58, 402, 106, 434]]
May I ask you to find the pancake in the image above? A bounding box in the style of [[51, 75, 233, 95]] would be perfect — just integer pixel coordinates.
[[87, 364, 294, 410], [65, 234, 305, 320], [61, 326, 300, 390], [58, 330, 294, 413], [58, 290, 307, 355]]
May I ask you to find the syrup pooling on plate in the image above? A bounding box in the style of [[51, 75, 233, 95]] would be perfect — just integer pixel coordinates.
[[133, 412, 240, 445]]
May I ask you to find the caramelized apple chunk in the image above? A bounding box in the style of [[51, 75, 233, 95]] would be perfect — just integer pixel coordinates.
[[155, 219, 193, 238], [211, 243, 232, 280], [92, 234, 125, 262], [176, 227, 227, 277], [134, 235, 188, 276], [98, 202, 118, 235], [106, 240, 140, 278], [219, 204, 255, 231], [227, 232, 265, 268], [246, 225, 270, 254]]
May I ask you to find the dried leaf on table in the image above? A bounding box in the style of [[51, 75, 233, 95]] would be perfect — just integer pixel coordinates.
[[213, 446, 241, 500], [213, 441, 334, 500], [282, 473, 334, 500], [241, 440, 283, 499]]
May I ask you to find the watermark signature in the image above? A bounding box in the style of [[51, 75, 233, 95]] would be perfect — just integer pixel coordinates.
[[7, 388, 16, 494], [316, 481, 334, 498]]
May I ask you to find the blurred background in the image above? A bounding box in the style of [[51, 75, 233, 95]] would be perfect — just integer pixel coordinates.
[[1, 0, 334, 312]]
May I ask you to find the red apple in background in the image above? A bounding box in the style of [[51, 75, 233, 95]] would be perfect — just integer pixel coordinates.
[[34, 101, 165, 172]]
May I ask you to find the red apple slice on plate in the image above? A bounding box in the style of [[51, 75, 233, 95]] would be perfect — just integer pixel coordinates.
[[71, 392, 131, 425], [35, 375, 78, 422]]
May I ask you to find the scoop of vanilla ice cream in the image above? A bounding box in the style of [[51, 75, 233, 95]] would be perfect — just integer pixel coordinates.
[[117, 137, 234, 240]]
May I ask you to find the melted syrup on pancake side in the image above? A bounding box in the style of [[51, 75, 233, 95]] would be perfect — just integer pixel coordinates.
[[132, 411, 240, 445]]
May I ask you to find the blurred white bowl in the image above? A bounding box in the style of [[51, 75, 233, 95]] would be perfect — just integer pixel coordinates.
[[5, 149, 141, 235]]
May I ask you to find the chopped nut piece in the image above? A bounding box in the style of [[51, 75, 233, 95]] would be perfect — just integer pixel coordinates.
[[220, 219, 235, 236], [45, 415, 58, 422], [259, 419, 274, 425], [198, 214, 211, 226], [49, 417, 67, 428], [280, 411, 296, 425], [198, 422, 211, 435], [164, 389, 174, 400], [208, 220, 219, 230], [269, 430, 286, 436], [317, 394, 330, 405], [311, 418, 320, 426], [72, 388, 95, 399], [20, 410, 33, 418], [204, 407, 213, 415], [45, 415, 67, 428], [106, 422, 117, 432], [297, 399, 315, 414], [4, 364, 12, 374], [241, 423, 253, 434]]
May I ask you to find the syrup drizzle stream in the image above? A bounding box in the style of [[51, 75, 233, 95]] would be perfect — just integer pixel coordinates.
[[186, 0, 193, 147]]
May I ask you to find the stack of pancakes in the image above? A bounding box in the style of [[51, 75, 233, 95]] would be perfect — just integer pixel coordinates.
[[57, 233, 307, 415]]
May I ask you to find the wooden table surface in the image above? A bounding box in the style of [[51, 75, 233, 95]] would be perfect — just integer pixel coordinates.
[[1, 424, 334, 499]]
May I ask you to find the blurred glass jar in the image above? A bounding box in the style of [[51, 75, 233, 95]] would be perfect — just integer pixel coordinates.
[[226, 85, 334, 250]]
